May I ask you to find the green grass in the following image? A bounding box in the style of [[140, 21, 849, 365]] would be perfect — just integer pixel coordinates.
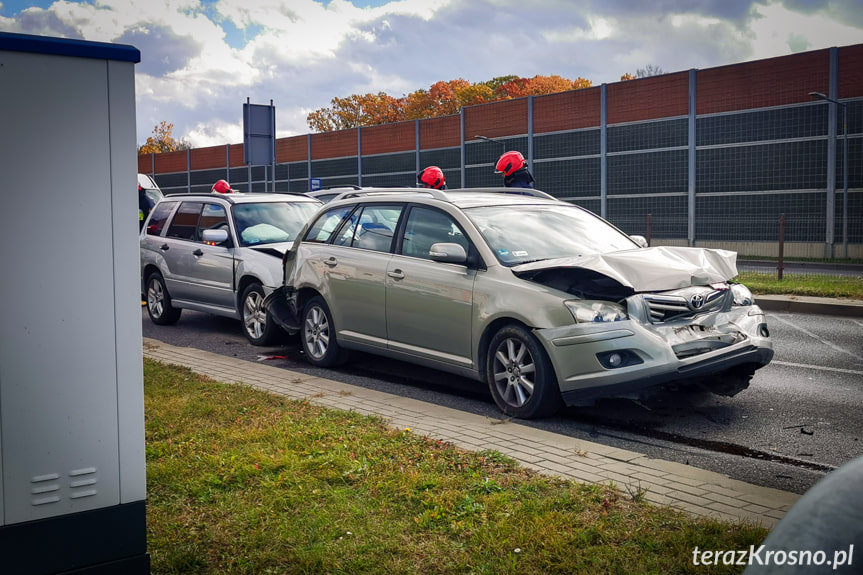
[[145, 359, 767, 574], [735, 271, 863, 299]]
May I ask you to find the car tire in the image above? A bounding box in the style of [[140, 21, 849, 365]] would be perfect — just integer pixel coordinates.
[[241, 282, 279, 346], [145, 272, 182, 326], [300, 296, 347, 367], [486, 324, 562, 419]]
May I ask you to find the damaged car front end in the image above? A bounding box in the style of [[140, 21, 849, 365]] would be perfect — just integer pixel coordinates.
[[512, 246, 773, 406]]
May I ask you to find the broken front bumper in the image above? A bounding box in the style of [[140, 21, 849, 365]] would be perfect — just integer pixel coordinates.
[[533, 305, 774, 406], [262, 286, 301, 334]]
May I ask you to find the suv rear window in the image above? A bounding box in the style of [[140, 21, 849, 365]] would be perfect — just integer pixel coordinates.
[[145, 201, 176, 236], [167, 202, 203, 240], [304, 206, 353, 243]]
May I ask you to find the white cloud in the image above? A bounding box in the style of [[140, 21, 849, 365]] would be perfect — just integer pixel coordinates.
[[1, 0, 860, 148], [749, 2, 863, 58]]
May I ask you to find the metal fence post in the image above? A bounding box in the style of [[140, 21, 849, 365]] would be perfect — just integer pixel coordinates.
[[600, 83, 607, 219], [688, 69, 697, 247], [646, 214, 652, 246], [778, 213, 786, 281], [460, 108, 466, 188]]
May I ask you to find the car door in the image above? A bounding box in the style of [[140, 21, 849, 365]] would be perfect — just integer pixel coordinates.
[[160, 201, 203, 302], [386, 205, 476, 367], [321, 203, 403, 347], [186, 202, 236, 312]]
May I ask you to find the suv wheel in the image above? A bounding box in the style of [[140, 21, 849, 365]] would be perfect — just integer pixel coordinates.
[[486, 324, 561, 419], [300, 296, 347, 367], [146, 272, 182, 325], [241, 283, 279, 346]]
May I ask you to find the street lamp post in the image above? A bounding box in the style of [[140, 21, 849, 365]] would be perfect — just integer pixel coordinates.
[[810, 92, 848, 259]]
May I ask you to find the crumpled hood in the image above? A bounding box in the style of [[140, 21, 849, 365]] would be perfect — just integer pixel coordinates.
[[247, 241, 293, 259], [512, 246, 738, 292]]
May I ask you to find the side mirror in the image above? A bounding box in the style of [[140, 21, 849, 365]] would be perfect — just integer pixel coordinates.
[[630, 235, 649, 248], [202, 229, 229, 245], [429, 242, 467, 264]]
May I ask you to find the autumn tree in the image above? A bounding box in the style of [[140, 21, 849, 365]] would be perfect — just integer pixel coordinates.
[[138, 121, 190, 154], [307, 92, 405, 132], [494, 75, 591, 99], [307, 74, 592, 132], [621, 65, 664, 81]]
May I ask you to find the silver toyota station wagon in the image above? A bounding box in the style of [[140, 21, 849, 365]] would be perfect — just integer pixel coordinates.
[[265, 188, 773, 419], [140, 192, 322, 345]]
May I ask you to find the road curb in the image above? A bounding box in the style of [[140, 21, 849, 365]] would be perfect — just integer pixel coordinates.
[[756, 295, 863, 317]]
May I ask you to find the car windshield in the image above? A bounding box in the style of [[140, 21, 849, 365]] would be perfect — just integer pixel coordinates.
[[465, 204, 638, 266], [233, 202, 321, 247]]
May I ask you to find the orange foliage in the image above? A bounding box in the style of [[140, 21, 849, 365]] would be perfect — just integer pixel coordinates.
[[138, 121, 190, 154], [307, 74, 593, 132]]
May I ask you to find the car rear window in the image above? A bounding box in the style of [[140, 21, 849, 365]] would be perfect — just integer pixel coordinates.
[[145, 201, 176, 236], [304, 206, 353, 243], [166, 202, 203, 240]]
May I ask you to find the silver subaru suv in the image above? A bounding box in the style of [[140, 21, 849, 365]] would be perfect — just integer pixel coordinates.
[[266, 188, 773, 419], [140, 192, 322, 345]]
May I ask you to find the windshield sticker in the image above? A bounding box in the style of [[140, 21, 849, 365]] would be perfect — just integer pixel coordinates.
[[512, 250, 529, 257]]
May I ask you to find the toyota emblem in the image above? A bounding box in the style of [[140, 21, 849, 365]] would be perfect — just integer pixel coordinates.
[[689, 294, 706, 310]]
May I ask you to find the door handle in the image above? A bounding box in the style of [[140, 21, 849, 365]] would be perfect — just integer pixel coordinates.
[[160, 244, 169, 251], [324, 257, 338, 267], [193, 249, 204, 257], [387, 269, 405, 280]]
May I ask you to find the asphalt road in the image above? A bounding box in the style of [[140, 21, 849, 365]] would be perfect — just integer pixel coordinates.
[[142, 306, 863, 495]]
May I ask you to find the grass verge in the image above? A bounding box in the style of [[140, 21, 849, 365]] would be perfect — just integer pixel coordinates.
[[735, 272, 863, 299], [145, 359, 767, 574]]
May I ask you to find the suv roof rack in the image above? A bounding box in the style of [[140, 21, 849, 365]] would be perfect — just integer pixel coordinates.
[[325, 186, 557, 204], [427, 187, 556, 201]]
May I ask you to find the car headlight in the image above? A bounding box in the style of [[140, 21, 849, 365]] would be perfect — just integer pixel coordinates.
[[565, 300, 628, 323], [731, 283, 754, 306]]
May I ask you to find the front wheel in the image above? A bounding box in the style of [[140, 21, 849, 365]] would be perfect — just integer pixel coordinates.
[[146, 272, 182, 325], [486, 324, 561, 419], [300, 296, 348, 367], [241, 283, 279, 346]]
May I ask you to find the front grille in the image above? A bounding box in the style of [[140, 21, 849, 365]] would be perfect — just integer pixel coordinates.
[[643, 288, 729, 323]]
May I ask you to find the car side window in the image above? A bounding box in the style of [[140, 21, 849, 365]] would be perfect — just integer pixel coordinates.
[[146, 201, 176, 236], [196, 203, 230, 243], [352, 205, 402, 252], [166, 202, 203, 241], [400, 206, 468, 260], [304, 206, 353, 243]]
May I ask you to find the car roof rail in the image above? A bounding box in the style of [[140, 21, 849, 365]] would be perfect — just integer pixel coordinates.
[[427, 187, 557, 201], [328, 188, 430, 202], [323, 186, 558, 204]]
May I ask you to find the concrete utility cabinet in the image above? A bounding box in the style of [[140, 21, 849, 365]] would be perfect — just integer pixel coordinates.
[[0, 33, 148, 574]]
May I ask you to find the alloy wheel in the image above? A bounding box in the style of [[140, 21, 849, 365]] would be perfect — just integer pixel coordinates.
[[492, 337, 536, 408], [243, 290, 267, 340], [147, 278, 165, 318], [304, 305, 330, 360]]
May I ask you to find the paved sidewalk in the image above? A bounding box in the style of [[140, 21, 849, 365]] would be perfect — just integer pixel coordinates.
[[143, 337, 801, 529]]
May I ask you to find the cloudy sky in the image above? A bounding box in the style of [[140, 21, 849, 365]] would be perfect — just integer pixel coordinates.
[[2, 0, 862, 148]]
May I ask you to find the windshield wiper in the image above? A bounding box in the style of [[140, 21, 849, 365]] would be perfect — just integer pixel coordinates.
[[516, 258, 550, 265]]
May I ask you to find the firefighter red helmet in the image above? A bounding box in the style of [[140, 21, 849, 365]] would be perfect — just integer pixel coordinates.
[[211, 179, 234, 194], [495, 151, 527, 177], [417, 166, 446, 189]]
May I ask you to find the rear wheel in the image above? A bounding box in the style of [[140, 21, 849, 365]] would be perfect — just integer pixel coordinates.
[[300, 296, 347, 367], [241, 283, 279, 346], [486, 324, 561, 419], [145, 272, 182, 325]]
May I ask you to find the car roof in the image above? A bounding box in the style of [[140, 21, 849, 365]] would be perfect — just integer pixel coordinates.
[[322, 187, 564, 209], [159, 192, 322, 206]]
